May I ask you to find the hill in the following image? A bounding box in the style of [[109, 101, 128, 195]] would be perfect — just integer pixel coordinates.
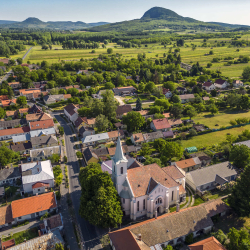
[[0, 17, 109, 30]]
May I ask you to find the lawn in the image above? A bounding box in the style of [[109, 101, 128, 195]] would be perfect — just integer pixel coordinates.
[[193, 195, 205, 207], [0, 46, 32, 61], [181, 124, 250, 149], [2, 227, 38, 245], [204, 188, 232, 200]]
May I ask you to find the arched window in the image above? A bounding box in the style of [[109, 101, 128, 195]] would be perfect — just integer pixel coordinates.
[[137, 201, 139, 211], [143, 199, 146, 210], [121, 167, 123, 175]]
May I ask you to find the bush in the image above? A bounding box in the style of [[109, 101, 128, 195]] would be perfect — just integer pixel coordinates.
[[76, 151, 82, 158], [56, 190, 61, 200], [185, 233, 194, 244], [230, 120, 237, 126], [64, 156, 67, 162], [58, 126, 64, 136]]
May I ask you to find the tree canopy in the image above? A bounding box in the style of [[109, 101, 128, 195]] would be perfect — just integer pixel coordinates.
[[123, 111, 145, 132]]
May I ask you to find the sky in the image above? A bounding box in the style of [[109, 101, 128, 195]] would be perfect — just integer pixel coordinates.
[[1, 0, 250, 25]]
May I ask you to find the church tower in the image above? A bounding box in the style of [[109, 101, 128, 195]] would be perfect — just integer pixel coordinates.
[[112, 136, 128, 194]]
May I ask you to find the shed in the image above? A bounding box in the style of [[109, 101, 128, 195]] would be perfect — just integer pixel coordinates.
[[186, 147, 198, 153]]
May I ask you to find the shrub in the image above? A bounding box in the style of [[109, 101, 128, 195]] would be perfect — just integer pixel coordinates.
[[76, 151, 82, 158], [230, 120, 237, 126], [185, 233, 194, 244], [64, 156, 67, 162]]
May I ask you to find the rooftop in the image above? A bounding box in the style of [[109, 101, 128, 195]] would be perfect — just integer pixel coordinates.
[[0, 205, 13, 226], [0, 126, 30, 137], [30, 146, 61, 158], [26, 113, 52, 122], [175, 157, 201, 170], [116, 105, 132, 115], [162, 165, 185, 180], [189, 236, 226, 250], [132, 133, 145, 143], [152, 118, 171, 130], [31, 135, 58, 146], [30, 128, 56, 138], [82, 133, 109, 143], [29, 119, 54, 130], [11, 141, 32, 152]]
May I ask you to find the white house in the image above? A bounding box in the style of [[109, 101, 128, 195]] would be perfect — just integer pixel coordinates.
[[214, 79, 229, 89], [233, 80, 244, 88], [0, 126, 30, 141], [179, 94, 195, 104], [163, 88, 172, 98], [202, 82, 216, 91], [111, 137, 183, 220], [82, 133, 109, 147], [64, 103, 79, 123], [0, 168, 21, 186], [21, 160, 54, 194]]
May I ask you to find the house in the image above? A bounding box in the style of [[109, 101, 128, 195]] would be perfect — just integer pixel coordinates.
[[202, 82, 216, 91], [12, 134, 31, 144], [21, 160, 54, 194], [163, 88, 172, 98], [0, 126, 30, 141], [188, 236, 227, 250], [176, 86, 187, 94], [5, 110, 18, 119], [186, 161, 237, 192], [116, 105, 132, 118], [74, 116, 88, 132], [82, 133, 109, 147], [7, 229, 63, 250], [18, 108, 29, 117], [11, 141, 32, 154], [0, 167, 21, 186], [29, 119, 54, 131], [26, 113, 52, 123], [114, 122, 127, 130], [30, 146, 61, 161], [19, 89, 42, 100], [113, 86, 136, 96], [8, 82, 22, 89], [0, 119, 26, 130], [29, 104, 42, 114], [31, 135, 58, 149], [109, 204, 214, 249], [86, 118, 96, 128], [30, 128, 56, 138], [168, 119, 183, 127], [111, 137, 183, 220], [233, 80, 244, 87], [131, 133, 145, 145], [163, 131, 174, 138], [0, 205, 14, 229], [0, 99, 17, 107], [79, 126, 95, 138], [64, 104, 79, 123], [11, 192, 57, 222], [0, 59, 9, 64], [233, 140, 250, 148], [136, 110, 154, 120], [143, 131, 164, 142], [39, 213, 63, 234], [203, 96, 210, 101], [43, 94, 71, 105], [214, 79, 229, 89], [107, 130, 125, 142], [83, 147, 109, 165], [150, 118, 171, 132], [179, 94, 195, 103], [174, 157, 201, 172], [108, 145, 136, 156]]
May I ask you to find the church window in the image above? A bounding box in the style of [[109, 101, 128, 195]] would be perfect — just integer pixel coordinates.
[[121, 167, 123, 175], [123, 198, 125, 204], [158, 188, 160, 193], [143, 199, 146, 210], [172, 191, 174, 201], [137, 201, 139, 211]]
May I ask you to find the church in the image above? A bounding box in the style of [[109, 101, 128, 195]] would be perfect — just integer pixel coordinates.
[[111, 136, 186, 220]]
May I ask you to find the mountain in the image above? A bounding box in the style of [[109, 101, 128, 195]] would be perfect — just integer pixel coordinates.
[[89, 7, 250, 32], [0, 17, 109, 30]]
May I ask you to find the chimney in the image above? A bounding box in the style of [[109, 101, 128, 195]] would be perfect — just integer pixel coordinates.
[[176, 203, 180, 212], [155, 210, 157, 219], [37, 167, 39, 173], [37, 161, 39, 165], [24, 239, 26, 242], [138, 234, 142, 241], [38, 230, 42, 237]]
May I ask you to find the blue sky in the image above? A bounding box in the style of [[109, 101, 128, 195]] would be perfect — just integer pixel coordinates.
[[2, 0, 250, 25]]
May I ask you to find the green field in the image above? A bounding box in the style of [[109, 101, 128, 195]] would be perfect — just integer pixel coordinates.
[[0, 45, 32, 61], [23, 38, 250, 78]]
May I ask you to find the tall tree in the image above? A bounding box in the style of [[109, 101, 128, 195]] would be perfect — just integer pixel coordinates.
[[79, 163, 123, 228], [16, 96, 27, 107], [95, 114, 109, 132], [229, 144, 250, 169], [123, 111, 145, 132], [136, 98, 142, 111]]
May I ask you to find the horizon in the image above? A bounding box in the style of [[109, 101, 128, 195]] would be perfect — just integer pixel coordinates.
[[1, 0, 250, 25]]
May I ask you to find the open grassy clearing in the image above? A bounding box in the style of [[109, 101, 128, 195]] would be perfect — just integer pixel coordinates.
[[181, 124, 250, 149], [0, 45, 32, 61]]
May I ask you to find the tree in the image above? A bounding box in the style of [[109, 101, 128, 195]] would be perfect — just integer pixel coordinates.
[[55, 243, 64, 250], [79, 163, 123, 228], [49, 154, 60, 163], [144, 156, 162, 167], [209, 105, 218, 115], [172, 95, 181, 104], [17, 58, 23, 65], [164, 245, 173, 250], [123, 111, 145, 132], [242, 66, 250, 80], [107, 48, 113, 54], [95, 114, 109, 132], [78, 107, 92, 117], [145, 81, 155, 93], [104, 82, 115, 89], [154, 99, 170, 110], [163, 81, 176, 92], [187, 107, 197, 119], [16, 96, 27, 107], [149, 105, 164, 114], [161, 141, 183, 161], [0, 107, 5, 119], [138, 82, 145, 92], [76, 151, 82, 158], [53, 165, 63, 186], [0, 146, 19, 166], [58, 126, 64, 136], [170, 103, 183, 119], [139, 143, 152, 156], [211, 229, 227, 245], [229, 144, 250, 169], [189, 128, 197, 137], [227, 227, 250, 250], [136, 98, 142, 111]]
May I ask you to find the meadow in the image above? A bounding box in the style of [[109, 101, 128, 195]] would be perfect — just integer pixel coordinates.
[[0, 45, 32, 61]]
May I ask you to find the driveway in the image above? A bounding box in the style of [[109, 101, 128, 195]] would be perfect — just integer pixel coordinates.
[[114, 95, 125, 105], [55, 114, 104, 250]]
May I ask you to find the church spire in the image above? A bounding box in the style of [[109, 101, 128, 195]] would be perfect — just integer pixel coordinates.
[[113, 135, 127, 164]]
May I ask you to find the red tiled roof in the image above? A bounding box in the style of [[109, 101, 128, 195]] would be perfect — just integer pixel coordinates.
[[11, 192, 57, 218], [203, 82, 213, 87], [1, 99, 17, 107], [5, 110, 17, 117], [74, 116, 87, 128], [0, 205, 13, 226], [162, 165, 185, 180], [152, 118, 171, 130], [175, 158, 196, 169], [116, 105, 132, 115], [32, 182, 50, 189], [29, 119, 54, 130], [19, 108, 29, 114], [0, 126, 30, 137], [0, 95, 9, 101], [0, 59, 9, 64], [2, 239, 15, 249], [215, 79, 226, 85], [64, 94, 71, 99], [19, 89, 41, 95], [189, 236, 226, 250]]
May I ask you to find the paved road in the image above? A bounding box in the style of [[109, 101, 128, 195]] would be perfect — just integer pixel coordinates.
[[22, 46, 33, 60], [55, 115, 103, 250]]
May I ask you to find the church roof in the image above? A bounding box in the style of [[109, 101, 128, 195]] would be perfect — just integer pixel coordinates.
[[113, 136, 128, 164]]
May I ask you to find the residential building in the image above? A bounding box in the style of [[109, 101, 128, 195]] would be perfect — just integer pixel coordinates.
[[31, 135, 58, 149], [188, 236, 227, 250], [26, 113, 52, 123], [233, 80, 244, 87], [83, 148, 100, 165], [112, 137, 182, 220], [136, 110, 154, 120], [179, 94, 195, 103], [18, 108, 29, 117], [0, 205, 14, 229], [30, 146, 61, 161], [150, 118, 171, 132], [114, 122, 127, 130], [30, 127, 56, 138], [19, 89, 42, 100], [0, 167, 21, 186], [131, 133, 145, 146], [7, 229, 63, 250], [143, 131, 164, 142], [186, 161, 237, 192], [82, 133, 109, 147], [21, 160, 54, 194], [214, 79, 229, 89], [176, 86, 187, 94], [0, 126, 30, 141], [64, 103, 79, 123], [11, 192, 57, 222], [0, 119, 26, 130], [8, 82, 22, 89], [116, 105, 132, 118], [174, 157, 201, 172], [43, 94, 71, 105], [202, 82, 216, 91], [0, 99, 17, 107], [29, 119, 54, 131], [163, 88, 172, 98], [108, 145, 136, 156], [107, 130, 125, 142], [74, 116, 88, 132], [233, 139, 250, 148], [113, 86, 136, 96], [203, 96, 210, 101], [12, 134, 31, 144], [79, 126, 95, 138], [29, 104, 42, 114], [86, 118, 96, 127], [39, 213, 63, 233], [11, 141, 32, 154], [0, 59, 9, 64], [168, 119, 183, 127], [163, 131, 174, 138], [5, 110, 17, 119]]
